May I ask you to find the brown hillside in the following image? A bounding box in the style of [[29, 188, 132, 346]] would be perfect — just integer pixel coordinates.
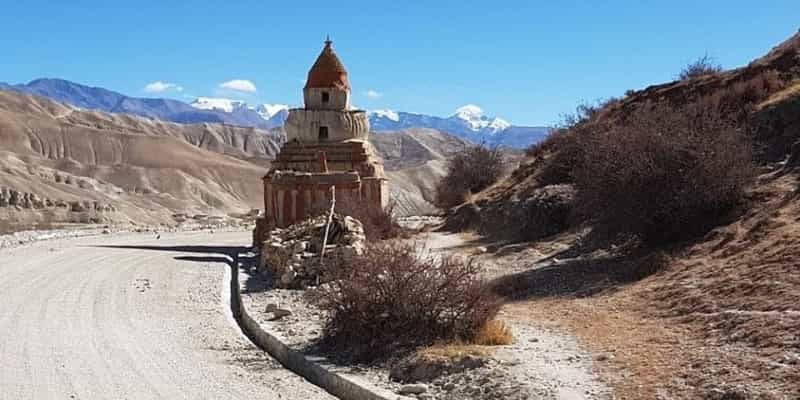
[[0, 90, 276, 228], [447, 31, 800, 398]]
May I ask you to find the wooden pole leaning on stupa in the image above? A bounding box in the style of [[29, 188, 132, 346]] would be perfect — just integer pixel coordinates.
[[319, 186, 336, 287]]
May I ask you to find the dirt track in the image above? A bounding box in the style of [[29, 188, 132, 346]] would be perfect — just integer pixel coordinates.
[[0, 230, 333, 400]]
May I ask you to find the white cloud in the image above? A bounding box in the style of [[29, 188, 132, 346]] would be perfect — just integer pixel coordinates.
[[364, 89, 382, 99], [218, 79, 257, 93], [143, 81, 183, 93]]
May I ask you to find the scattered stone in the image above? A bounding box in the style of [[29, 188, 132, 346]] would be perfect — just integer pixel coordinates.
[[270, 308, 292, 320], [390, 352, 485, 383], [398, 383, 428, 395], [293, 241, 308, 253], [280, 269, 297, 286]]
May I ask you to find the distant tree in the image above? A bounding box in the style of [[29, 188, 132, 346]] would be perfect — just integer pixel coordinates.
[[678, 54, 723, 80]]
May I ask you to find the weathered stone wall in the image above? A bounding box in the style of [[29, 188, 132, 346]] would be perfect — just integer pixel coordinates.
[[271, 141, 384, 178], [362, 177, 389, 211], [303, 87, 350, 110], [263, 171, 362, 229], [285, 109, 369, 142]]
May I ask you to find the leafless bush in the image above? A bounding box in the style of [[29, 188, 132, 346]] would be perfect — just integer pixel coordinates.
[[435, 143, 505, 209], [574, 103, 754, 244], [334, 198, 404, 242], [699, 69, 783, 117], [313, 242, 501, 361], [678, 54, 723, 80], [525, 103, 603, 185]]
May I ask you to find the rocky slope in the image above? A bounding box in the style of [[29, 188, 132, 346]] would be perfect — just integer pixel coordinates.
[[444, 31, 800, 398], [0, 90, 279, 228]]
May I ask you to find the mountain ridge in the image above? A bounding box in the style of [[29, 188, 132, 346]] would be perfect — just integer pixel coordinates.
[[1, 78, 549, 148]]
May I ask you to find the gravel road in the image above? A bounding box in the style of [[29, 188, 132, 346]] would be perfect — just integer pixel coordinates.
[[0, 230, 333, 400]]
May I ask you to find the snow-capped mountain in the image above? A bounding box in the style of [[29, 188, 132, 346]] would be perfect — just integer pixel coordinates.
[[191, 97, 248, 113], [0, 78, 280, 128], [187, 98, 289, 128], [255, 104, 290, 128], [368, 105, 549, 148], [452, 104, 511, 133], [256, 103, 290, 120], [0, 78, 548, 147]]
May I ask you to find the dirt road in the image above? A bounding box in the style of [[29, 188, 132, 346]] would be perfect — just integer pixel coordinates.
[[0, 230, 333, 400]]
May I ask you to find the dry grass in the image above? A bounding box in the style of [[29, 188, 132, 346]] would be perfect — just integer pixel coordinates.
[[646, 174, 800, 357], [757, 79, 800, 109], [472, 319, 514, 346], [483, 174, 800, 398], [417, 343, 490, 360]]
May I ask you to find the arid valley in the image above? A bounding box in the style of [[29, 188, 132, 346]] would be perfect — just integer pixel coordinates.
[[2, 4, 799, 400]]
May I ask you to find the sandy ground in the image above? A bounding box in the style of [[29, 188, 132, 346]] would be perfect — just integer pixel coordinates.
[[421, 231, 610, 399], [0, 230, 333, 400]]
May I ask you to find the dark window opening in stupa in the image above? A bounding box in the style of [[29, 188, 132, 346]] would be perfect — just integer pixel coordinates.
[[319, 126, 329, 140], [321, 91, 329, 103]]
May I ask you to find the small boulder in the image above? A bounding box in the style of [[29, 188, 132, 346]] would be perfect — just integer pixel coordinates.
[[398, 384, 428, 395], [280, 269, 297, 286], [270, 308, 292, 320], [293, 241, 308, 253]]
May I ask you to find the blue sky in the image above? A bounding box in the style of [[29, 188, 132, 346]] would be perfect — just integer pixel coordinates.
[[1, 1, 797, 125]]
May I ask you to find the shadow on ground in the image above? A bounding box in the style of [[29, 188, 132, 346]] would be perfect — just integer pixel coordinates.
[[490, 250, 667, 301], [92, 244, 268, 293]]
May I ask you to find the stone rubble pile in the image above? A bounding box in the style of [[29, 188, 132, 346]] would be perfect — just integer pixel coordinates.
[[258, 213, 366, 289]]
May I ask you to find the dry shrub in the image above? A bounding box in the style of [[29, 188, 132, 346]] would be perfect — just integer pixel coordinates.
[[435, 143, 505, 209], [472, 319, 513, 345], [334, 197, 403, 241], [536, 129, 584, 185], [678, 54, 723, 80], [526, 103, 600, 186], [699, 69, 784, 118], [313, 242, 501, 361], [574, 104, 754, 245]]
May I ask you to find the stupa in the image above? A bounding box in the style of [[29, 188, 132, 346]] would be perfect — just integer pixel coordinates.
[[254, 38, 388, 244]]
